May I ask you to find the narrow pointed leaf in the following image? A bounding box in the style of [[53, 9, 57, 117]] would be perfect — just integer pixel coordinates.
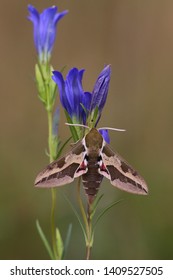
[[36, 220, 54, 260], [64, 111, 79, 142], [90, 194, 104, 219], [56, 228, 64, 259], [93, 199, 124, 230], [62, 223, 72, 259], [56, 136, 72, 159], [62, 194, 86, 241], [80, 102, 87, 115]]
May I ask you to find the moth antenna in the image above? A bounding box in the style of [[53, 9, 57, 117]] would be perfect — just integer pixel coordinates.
[[65, 123, 89, 129], [99, 127, 126, 132]]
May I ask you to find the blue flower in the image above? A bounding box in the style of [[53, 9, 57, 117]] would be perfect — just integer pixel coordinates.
[[52, 68, 92, 123], [90, 65, 111, 116], [28, 5, 68, 62]]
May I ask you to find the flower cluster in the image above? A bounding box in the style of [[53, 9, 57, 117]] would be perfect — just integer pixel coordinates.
[[53, 65, 110, 120], [28, 5, 111, 142], [52, 65, 111, 142]]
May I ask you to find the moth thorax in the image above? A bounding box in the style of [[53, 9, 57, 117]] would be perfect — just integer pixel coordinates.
[[87, 150, 99, 160]]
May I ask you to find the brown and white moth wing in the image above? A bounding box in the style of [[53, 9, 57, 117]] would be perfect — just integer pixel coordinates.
[[100, 143, 148, 195], [35, 140, 87, 188]]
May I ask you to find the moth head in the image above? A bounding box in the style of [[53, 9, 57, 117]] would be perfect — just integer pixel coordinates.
[[85, 128, 103, 151]]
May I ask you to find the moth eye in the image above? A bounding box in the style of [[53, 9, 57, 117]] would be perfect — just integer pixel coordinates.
[[84, 154, 89, 161], [97, 155, 102, 162]]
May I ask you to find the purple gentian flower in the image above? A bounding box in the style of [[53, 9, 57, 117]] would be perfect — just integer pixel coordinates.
[[28, 5, 68, 62], [90, 65, 111, 116], [52, 68, 92, 123]]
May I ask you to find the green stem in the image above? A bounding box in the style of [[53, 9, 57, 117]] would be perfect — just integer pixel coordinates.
[[86, 245, 91, 260], [47, 110, 58, 259], [51, 188, 57, 259], [77, 178, 88, 233], [86, 202, 92, 260], [76, 178, 93, 260], [47, 110, 53, 162]]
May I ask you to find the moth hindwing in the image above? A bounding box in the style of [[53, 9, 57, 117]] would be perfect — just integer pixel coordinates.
[[35, 128, 148, 202]]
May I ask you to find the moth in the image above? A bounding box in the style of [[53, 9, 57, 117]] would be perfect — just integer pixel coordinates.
[[35, 128, 148, 203]]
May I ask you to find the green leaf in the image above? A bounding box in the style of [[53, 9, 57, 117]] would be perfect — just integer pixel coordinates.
[[35, 64, 46, 103], [64, 111, 79, 142], [45, 148, 50, 158], [93, 199, 124, 230], [62, 223, 72, 259], [62, 194, 87, 241], [90, 193, 104, 219], [92, 106, 99, 123], [56, 136, 72, 159], [36, 220, 54, 260], [56, 228, 64, 260], [88, 106, 99, 128], [60, 65, 67, 73], [80, 103, 88, 116], [51, 136, 59, 161], [49, 65, 57, 108]]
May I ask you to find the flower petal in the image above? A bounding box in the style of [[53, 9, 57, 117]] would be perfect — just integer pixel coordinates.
[[28, 5, 40, 52], [52, 71, 72, 116], [82, 91, 92, 111], [90, 65, 111, 113], [81, 91, 92, 124], [54, 10, 69, 24]]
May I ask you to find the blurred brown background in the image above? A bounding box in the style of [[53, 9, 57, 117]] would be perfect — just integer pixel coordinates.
[[0, 0, 173, 259]]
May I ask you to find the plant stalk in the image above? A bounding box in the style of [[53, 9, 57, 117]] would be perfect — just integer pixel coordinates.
[[86, 244, 91, 260], [76, 178, 93, 259], [47, 110, 58, 259], [77, 178, 88, 232], [86, 202, 92, 260]]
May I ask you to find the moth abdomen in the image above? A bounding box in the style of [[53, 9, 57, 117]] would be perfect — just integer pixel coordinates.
[[82, 160, 103, 203]]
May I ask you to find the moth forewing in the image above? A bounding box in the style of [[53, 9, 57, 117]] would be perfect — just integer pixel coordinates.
[[100, 141, 148, 195], [35, 140, 87, 188]]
